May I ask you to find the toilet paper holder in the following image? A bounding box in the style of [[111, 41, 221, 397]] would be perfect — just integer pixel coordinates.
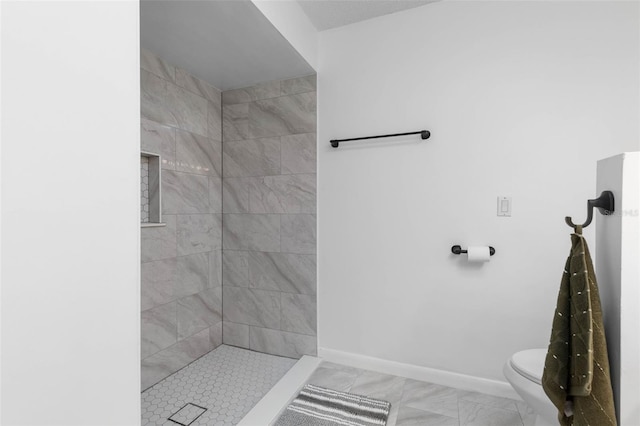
[[451, 245, 495, 256]]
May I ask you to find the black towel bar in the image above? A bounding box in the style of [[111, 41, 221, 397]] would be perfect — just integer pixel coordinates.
[[330, 130, 430, 148]]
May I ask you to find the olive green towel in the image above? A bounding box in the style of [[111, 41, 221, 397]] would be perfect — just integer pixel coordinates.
[[542, 227, 616, 426]]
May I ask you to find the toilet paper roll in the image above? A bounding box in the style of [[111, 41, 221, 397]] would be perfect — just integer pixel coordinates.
[[467, 246, 491, 262]]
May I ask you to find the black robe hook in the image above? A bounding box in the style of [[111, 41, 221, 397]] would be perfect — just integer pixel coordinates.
[[565, 191, 615, 229]]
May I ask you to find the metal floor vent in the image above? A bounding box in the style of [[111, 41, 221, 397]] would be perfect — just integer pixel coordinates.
[[168, 403, 207, 426]]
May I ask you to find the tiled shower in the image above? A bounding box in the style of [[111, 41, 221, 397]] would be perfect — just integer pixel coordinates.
[[140, 48, 317, 391], [221, 76, 317, 358]]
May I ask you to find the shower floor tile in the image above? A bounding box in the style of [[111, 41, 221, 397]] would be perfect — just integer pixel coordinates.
[[141, 345, 297, 426]]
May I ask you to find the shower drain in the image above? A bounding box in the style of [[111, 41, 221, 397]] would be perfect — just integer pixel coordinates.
[[168, 403, 207, 426]]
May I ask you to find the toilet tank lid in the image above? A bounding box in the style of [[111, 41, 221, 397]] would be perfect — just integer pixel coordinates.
[[510, 349, 546, 385]]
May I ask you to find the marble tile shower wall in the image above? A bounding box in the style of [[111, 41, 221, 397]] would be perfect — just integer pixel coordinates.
[[140, 48, 223, 390], [221, 76, 317, 359]]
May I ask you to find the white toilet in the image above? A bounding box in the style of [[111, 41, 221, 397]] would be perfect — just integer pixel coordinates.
[[503, 349, 558, 426]]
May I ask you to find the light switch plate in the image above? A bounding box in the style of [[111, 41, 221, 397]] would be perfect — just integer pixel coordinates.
[[497, 196, 511, 217]]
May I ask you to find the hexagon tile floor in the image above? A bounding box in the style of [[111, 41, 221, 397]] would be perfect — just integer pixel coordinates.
[[141, 345, 297, 426]]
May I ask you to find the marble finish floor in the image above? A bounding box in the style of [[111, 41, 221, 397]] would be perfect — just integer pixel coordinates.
[[291, 362, 537, 426], [142, 345, 296, 426]]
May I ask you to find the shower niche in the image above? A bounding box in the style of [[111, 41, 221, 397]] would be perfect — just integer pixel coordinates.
[[140, 151, 162, 226]]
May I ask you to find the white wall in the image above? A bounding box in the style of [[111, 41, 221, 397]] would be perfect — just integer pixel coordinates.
[[317, 0, 639, 383], [596, 153, 640, 423], [1, 2, 140, 424]]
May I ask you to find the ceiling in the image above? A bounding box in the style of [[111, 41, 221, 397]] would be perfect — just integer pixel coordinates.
[[140, 0, 438, 91], [140, 0, 314, 91], [298, 0, 438, 31]]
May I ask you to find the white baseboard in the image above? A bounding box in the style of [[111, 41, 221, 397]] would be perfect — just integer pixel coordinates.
[[318, 347, 521, 400]]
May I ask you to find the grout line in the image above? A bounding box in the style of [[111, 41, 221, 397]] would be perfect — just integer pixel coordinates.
[[279, 292, 284, 332], [174, 292, 179, 352], [221, 104, 226, 349], [279, 136, 284, 184], [236, 322, 317, 339], [222, 88, 316, 107], [160, 212, 221, 217], [141, 110, 210, 140], [279, 214, 282, 254], [163, 168, 221, 180], [141, 66, 220, 111], [216, 212, 316, 216], [141, 249, 218, 265], [222, 172, 316, 180], [223, 131, 317, 145], [278, 135, 283, 175], [220, 248, 315, 255]]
